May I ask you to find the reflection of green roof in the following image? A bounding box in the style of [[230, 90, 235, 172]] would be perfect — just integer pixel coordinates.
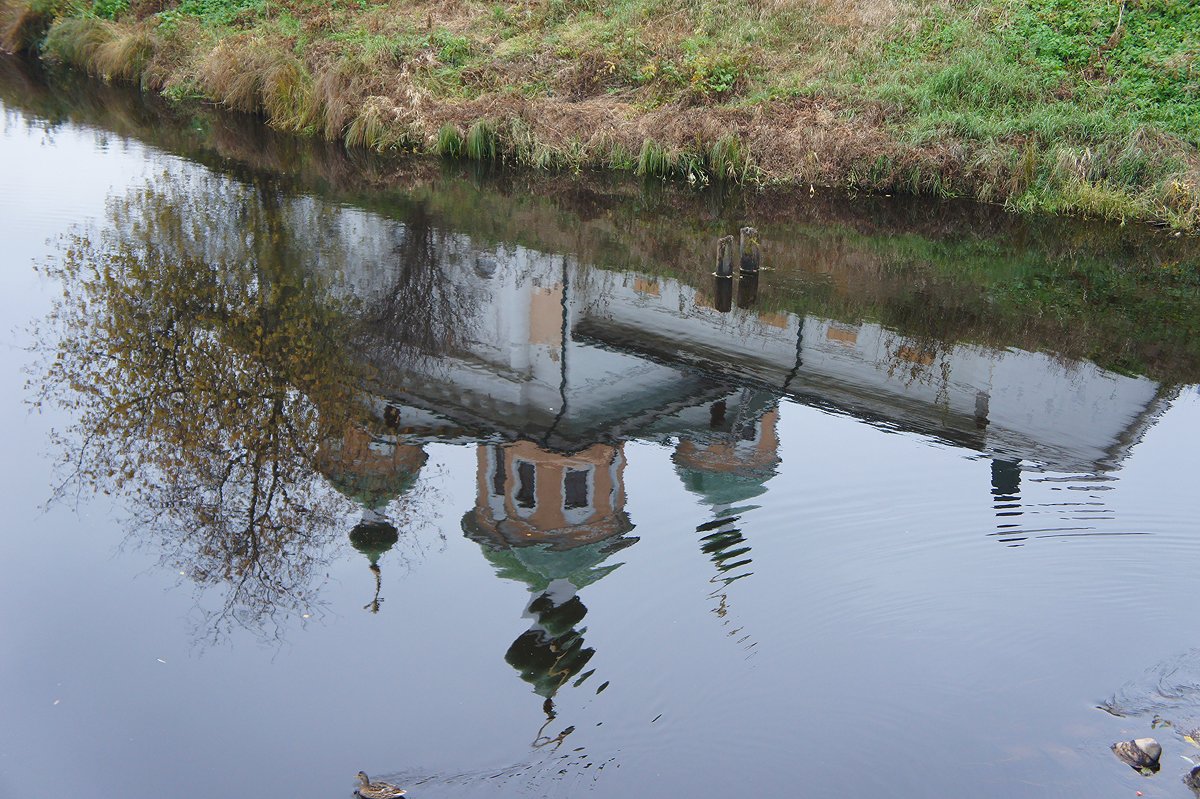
[[676, 466, 773, 506], [465, 517, 637, 592], [349, 520, 399, 564]]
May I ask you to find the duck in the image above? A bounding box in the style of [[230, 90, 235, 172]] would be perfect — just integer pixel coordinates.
[[1111, 737, 1162, 772], [355, 771, 407, 798]]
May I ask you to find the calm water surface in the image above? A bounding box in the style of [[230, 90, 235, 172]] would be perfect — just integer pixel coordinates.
[[3, 59, 1200, 799]]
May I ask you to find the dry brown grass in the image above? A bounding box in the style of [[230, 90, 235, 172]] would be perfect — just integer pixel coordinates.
[[42, 16, 118, 69], [92, 24, 155, 80], [195, 35, 311, 124], [0, 0, 49, 53], [7, 0, 1198, 230]]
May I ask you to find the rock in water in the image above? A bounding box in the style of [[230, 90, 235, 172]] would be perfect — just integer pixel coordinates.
[[1111, 738, 1162, 772]]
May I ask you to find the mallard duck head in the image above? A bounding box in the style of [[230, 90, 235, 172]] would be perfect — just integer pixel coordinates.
[[357, 771, 371, 786]]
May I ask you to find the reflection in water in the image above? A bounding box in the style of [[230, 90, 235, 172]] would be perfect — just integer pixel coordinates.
[[465, 441, 637, 732], [317, 416, 430, 612], [32, 175, 379, 640], [991, 458, 1025, 547], [16, 56, 1200, 794], [675, 392, 780, 651]]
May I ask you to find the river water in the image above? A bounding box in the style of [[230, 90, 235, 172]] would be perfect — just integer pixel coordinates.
[[2, 58, 1200, 799]]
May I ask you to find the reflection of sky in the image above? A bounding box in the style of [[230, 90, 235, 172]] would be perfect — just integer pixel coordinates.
[[4, 97, 1200, 799]]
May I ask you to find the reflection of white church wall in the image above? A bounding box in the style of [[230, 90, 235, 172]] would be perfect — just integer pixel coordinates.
[[276, 194, 1161, 472], [300, 202, 697, 428], [579, 270, 1162, 472]]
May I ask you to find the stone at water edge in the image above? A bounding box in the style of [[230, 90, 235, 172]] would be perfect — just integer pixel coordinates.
[[1111, 738, 1162, 771]]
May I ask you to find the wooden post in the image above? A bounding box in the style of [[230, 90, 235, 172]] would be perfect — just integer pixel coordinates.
[[715, 235, 735, 278], [739, 226, 760, 274], [714, 275, 733, 313], [736, 270, 759, 309]]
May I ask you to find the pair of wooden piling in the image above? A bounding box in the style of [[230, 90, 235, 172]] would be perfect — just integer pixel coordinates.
[[716, 227, 760, 279], [714, 227, 760, 312]]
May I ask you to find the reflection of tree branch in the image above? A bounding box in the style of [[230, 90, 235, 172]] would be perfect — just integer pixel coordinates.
[[32, 172, 380, 644], [358, 202, 480, 369]]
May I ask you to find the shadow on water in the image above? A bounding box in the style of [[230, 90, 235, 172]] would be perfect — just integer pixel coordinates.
[[10, 52, 1200, 794]]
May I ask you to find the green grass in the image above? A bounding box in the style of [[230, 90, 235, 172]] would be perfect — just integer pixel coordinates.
[[465, 119, 497, 161]]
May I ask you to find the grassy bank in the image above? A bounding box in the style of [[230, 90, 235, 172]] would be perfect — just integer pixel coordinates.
[[4, 54, 1200, 381], [2, 0, 1198, 229]]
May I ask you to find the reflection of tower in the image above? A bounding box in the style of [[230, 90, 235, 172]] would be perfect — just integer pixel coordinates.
[[674, 391, 780, 650], [470, 441, 630, 547], [317, 420, 428, 612], [990, 457, 1024, 547], [464, 441, 637, 718]]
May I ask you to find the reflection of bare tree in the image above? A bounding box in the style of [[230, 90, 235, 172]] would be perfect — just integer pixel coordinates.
[[358, 201, 480, 369], [32, 173, 377, 641]]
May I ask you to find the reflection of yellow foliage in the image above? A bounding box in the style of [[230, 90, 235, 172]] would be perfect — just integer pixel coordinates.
[[34, 173, 375, 639], [896, 345, 935, 366]]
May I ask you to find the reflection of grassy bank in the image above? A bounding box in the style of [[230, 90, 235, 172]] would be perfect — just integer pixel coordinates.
[[2, 0, 1199, 229], [5, 55, 1200, 383]]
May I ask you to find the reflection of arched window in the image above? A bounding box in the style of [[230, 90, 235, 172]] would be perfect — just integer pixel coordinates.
[[514, 460, 537, 517], [562, 467, 594, 525], [490, 445, 506, 496], [486, 445, 507, 521]]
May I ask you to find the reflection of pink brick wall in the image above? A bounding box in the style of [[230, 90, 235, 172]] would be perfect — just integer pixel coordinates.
[[529, 284, 564, 345], [674, 408, 781, 474], [473, 442, 627, 544]]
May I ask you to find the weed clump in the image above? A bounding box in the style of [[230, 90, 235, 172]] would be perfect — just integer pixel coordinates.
[[465, 119, 497, 162], [42, 17, 116, 70], [435, 124, 462, 158], [196, 36, 310, 125]]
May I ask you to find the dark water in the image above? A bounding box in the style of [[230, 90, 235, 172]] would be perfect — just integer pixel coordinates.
[[3, 57, 1200, 799]]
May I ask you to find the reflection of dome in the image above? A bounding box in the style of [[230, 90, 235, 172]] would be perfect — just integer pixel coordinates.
[[317, 426, 428, 509], [349, 517, 400, 565], [505, 591, 594, 699], [675, 465, 772, 506], [465, 440, 637, 705], [468, 532, 635, 700], [673, 406, 781, 507], [466, 521, 637, 593]]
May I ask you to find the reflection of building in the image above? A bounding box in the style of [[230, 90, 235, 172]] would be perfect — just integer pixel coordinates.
[[467, 442, 630, 548], [317, 418, 429, 610], [328, 203, 1176, 566], [674, 401, 781, 509], [666, 393, 780, 641], [577, 271, 1168, 476], [337, 216, 1166, 495], [463, 441, 637, 711]]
